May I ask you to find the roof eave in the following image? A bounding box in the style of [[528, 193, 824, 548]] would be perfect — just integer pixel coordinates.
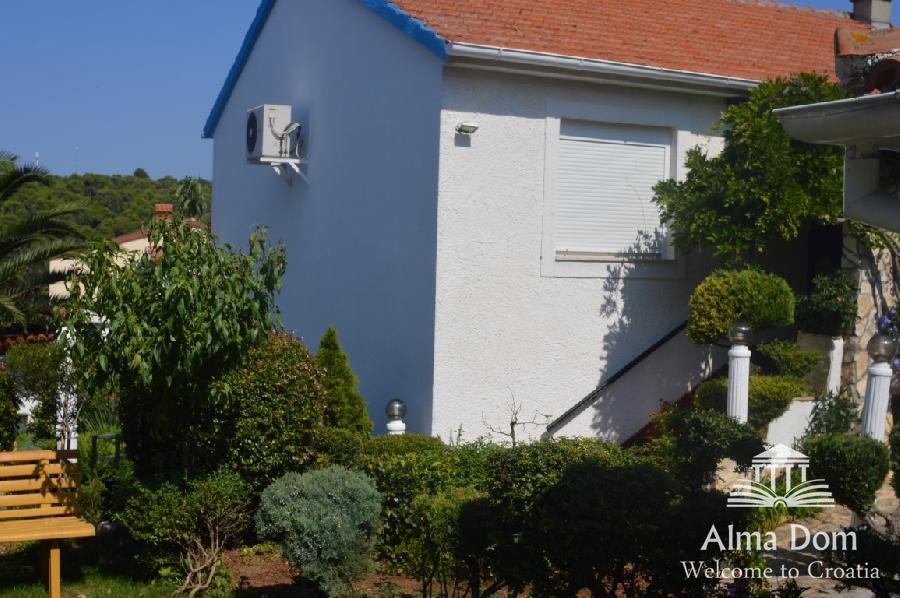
[[446, 43, 760, 97], [775, 90, 900, 147], [202, 0, 276, 139]]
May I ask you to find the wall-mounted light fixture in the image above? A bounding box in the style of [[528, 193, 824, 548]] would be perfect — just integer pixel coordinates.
[[455, 122, 479, 135]]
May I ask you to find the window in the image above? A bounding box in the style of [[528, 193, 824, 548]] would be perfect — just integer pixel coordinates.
[[553, 120, 671, 261]]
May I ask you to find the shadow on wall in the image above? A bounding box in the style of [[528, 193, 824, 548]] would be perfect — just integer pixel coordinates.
[[586, 230, 722, 442]]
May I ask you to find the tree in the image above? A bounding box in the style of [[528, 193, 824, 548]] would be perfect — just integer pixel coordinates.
[[5, 341, 73, 446], [652, 73, 848, 264], [316, 327, 372, 435], [132, 167, 149, 179], [61, 215, 286, 480], [175, 176, 210, 219], [0, 152, 86, 327]]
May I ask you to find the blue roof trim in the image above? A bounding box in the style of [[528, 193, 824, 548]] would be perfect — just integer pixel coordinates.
[[356, 0, 447, 60], [201, 0, 447, 139], [202, 0, 276, 139]]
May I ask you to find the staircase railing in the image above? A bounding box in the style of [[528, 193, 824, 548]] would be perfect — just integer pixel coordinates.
[[542, 319, 689, 439]]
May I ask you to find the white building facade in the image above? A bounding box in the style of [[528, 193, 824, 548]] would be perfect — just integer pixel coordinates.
[[206, 0, 861, 439]]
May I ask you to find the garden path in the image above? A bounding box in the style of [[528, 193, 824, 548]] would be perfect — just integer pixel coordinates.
[[764, 478, 896, 597]]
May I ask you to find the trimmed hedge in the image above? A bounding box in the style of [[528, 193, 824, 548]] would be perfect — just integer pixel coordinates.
[[754, 339, 822, 378], [693, 375, 808, 435], [687, 268, 794, 344], [362, 433, 446, 459], [532, 460, 736, 596], [804, 434, 890, 514], [480, 439, 635, 593], [408, 486, 487, 597], [353, 436, 496, 572]]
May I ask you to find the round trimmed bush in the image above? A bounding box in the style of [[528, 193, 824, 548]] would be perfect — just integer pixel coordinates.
[[256, 466, 382, 597], [803, 433, 890, 514], [208, 332, 327, 492], [688, 268, 794, 344]]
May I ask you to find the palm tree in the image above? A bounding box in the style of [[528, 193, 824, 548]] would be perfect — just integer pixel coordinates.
[[0, 152, 86, 327]]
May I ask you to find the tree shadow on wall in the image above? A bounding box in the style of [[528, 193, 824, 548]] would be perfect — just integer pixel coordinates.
[[567, 230, 722, 442]]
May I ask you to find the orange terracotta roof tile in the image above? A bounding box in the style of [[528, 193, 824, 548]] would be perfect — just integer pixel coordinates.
[[391, 0, 873, 81]]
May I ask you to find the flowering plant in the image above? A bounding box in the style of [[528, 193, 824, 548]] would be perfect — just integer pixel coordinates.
[[875, 307, 900, 370], [876, 307, 899, 336]]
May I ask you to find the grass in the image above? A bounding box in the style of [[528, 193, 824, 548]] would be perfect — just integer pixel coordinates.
[[0, 574, 171, 597], [0, 539, 174, 598]]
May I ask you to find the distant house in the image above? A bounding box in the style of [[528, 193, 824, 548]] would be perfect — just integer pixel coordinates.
[[204, 0, 881, 440], [49, 204, 206, 300]]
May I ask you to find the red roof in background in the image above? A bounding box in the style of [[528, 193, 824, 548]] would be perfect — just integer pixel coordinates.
[[391, 0, 872, 81]]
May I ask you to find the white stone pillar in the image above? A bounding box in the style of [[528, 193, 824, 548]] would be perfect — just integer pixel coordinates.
[[861, 334, 896, 440], [727, 321, 752, 424], [728, 344, 751, 424], [826, 337, 843, 396]]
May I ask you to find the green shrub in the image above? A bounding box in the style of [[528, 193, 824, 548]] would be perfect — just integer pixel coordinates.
[[117, 468, 251, 594], [803, 434, 890, 514], [804, 389, 858, 437], [796, 272, 857, 337], [312, 426, 366, 468], [0, 367, 17, 451], [317, 327, 372, 434], [754, 339, 822, 378], [256, 466, 382, 598], [362, 433, 446, 459], [645, 405, 763, 491], [409, 487, 487, 598], [208, 332, 326, 492], [693, 375, 807, 435], [356, 445, 454, 571], [5, 341, 68, 444], [481, 439, 635, 593], [533, 461, 734, 596], [687, 268, 794, 344], [353, 437, 498, 573]]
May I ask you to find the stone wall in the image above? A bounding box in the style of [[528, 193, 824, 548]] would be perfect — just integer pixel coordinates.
[[841, 227, 898, 400]]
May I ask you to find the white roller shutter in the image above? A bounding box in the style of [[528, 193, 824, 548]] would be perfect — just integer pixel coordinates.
[[555, 120, 670, 258]]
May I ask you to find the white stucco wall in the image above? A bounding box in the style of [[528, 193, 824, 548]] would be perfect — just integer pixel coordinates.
[[210, 0, 444, 432], [433, 69, 728, 442]]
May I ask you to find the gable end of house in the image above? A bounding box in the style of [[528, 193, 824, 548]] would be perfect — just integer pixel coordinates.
[[201, 0, 447, 139]]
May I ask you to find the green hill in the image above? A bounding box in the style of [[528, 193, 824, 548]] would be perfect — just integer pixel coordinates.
[[5, 171, 211, 240]]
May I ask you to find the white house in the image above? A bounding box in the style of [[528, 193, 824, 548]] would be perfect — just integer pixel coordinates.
[[204, 0, 878, 440]]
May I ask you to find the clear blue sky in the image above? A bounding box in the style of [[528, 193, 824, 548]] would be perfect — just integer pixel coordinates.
[[0, 1, 894, 180]]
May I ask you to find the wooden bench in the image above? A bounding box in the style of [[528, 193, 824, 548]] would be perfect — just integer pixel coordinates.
[[0, 450, 96, 598]]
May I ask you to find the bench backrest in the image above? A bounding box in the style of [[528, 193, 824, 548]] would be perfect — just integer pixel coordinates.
[[0, 450, 82, 521]]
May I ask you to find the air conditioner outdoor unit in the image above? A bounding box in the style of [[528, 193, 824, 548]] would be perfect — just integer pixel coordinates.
[[246, 104, 294, 162]]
